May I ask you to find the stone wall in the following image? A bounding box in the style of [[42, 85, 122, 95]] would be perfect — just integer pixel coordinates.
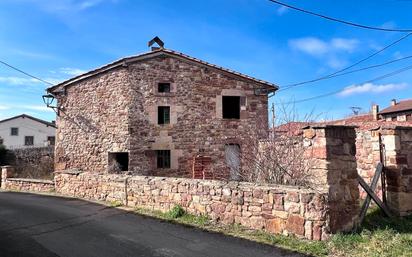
[[303, 125, 360, 233], [53, 54, 270, 179], [7, 146, 54, 179], [355, 129, 382, 199], [1, 166, 54, 193], [381, 127, 412, 216], [55, 171, 330, 240]]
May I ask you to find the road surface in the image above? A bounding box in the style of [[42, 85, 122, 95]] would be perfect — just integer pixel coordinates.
[[0, 192, 307, 257]]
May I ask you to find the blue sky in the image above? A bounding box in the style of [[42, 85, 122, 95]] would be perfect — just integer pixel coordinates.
[[1, 0, 412, 122]]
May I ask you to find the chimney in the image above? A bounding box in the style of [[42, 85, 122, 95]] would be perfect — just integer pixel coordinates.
[[148, 36, 164, 52], [372, 104, 379, 121], [391, 99, 397, 106]]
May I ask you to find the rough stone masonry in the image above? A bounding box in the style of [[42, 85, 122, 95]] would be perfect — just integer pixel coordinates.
[[47, 47, 277, 178]]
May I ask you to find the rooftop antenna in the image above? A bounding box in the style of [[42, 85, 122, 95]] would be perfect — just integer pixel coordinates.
[[148, 36, 164, 51], [350, 106, 362, 115]]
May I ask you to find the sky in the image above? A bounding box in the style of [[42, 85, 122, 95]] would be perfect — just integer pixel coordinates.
[[1, 0, 412, 122]]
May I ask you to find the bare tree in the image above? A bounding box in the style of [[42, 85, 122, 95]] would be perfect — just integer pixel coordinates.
[[236, 100, 321, 186]]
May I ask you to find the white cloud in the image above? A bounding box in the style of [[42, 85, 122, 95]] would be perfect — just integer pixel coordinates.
[[276, 6, 288, 16], [0, 105, 10, 110], [330, 38, 359, 53], [22, 105, 54, 112], [289, 37, 329, 56], [0, 77, 41, 86], [24, 0, 118, 12], [381, 21, 397, 30], [59, 67, 86, 76], [289, 37, 359, 56], [338, 83, 408, 97], [0, 76, 62, 86]]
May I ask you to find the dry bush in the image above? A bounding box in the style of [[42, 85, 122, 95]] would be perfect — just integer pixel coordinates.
[[236, 101, 320, 186]]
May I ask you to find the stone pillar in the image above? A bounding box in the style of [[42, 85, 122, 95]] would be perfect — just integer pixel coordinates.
[[381, 126, 412, 216], [1, 166, 14, 189], [304, 125, 359, 234]]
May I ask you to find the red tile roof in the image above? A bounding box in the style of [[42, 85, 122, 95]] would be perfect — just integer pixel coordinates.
[[379, 99, 412, 115]]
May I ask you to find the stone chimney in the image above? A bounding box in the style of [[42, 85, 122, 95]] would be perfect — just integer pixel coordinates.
[[391, 99, 397, 106], [148, 36, 164, 51], [372, 104, 379, 121]]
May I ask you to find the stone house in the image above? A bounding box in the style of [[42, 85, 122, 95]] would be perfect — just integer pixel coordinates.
[[47, 39, 278, 179]]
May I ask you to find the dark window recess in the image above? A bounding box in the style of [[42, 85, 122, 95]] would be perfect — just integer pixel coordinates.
[[47, 136, 56, 146], [158, 106, 170, 124], [0, 138, 3, 145], [158, 83, 171, 93], [108, 152, 129, 172], [24, 136, 34, 146], [222, 96, 240, 119], [11, 127, 18, 136], [156, 150, 171, 168]]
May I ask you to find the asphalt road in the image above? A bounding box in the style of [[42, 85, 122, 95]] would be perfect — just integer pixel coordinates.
[[0, 192, 308, 257]]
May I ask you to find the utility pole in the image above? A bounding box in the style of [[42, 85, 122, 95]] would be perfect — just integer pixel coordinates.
[[271, 103, 275, 130]]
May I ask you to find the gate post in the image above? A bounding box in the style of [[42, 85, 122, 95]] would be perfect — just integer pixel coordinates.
[[304, 125, 359, 234], [381, 126, 412, 216], [1, 166, 14, 189]]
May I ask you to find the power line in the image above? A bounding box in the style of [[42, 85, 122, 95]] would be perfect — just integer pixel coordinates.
[[268, 0, 412, 32], [273, 32, 412, 94], [0, 60, 54, 86], [278, 53, 412, 92], [276, 64, 412, 105]]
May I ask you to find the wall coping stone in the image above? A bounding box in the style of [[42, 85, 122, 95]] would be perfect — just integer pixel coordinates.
[[65, 172, 321, 193], [7, 178, 54, 184]]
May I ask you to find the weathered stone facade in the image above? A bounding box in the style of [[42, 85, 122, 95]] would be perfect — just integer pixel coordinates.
[[49, 49, 275, 178]]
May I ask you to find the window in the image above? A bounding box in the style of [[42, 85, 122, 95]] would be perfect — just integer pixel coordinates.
[[158, 106, 170, 124], [0, 138, 3, 145], [47, 136, 56, 146], [11, 127, 18, 136], [24, 136, 34, 146], [158, 82, 171, 93], [222, 96, 240, 119], [156, 150, 171, 168], [108, 152, 129, 173]]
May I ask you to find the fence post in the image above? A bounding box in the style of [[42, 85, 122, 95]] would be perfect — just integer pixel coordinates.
[[381, 126, 412, 216], [1, 166, 14, 189], [303, 125, 359, 234]]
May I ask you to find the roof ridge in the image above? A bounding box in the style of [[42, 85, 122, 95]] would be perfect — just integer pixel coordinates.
[[0, 114, 56, 128], [48, 48, 278, 92]]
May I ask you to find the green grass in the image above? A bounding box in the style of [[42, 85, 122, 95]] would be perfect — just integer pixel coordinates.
[[133, 206, 412, 257], [109, 200, 123, 207]]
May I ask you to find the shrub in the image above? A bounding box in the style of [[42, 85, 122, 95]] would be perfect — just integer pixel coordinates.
[[166, 205, 185, 219], [0, 144, 7, 165]]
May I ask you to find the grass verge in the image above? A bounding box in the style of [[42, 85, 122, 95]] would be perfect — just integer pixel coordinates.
[[133, 206, 412, 257]]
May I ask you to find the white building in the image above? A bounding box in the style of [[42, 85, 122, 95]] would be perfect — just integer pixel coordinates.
[[0, 114, 56, 149]]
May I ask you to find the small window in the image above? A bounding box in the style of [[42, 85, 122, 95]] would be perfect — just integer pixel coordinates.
[[47, 136, 56, 146], [222, 96, 240, 119], [24, 136, 34, 146], [156, 150, 171, 169], [158, 106, 170, 124], [11, 127, 18, 136], [108, 152, 129, 173], [158, 82, 171, 93]]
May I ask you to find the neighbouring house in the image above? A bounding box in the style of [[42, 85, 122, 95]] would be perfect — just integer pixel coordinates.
[[0, 114, 56, 149], [46, 38, 278, 179], [373, 98, 412, 122]]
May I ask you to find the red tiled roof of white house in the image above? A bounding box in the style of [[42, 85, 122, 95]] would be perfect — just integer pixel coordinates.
[[379, 99, 412, 115]]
